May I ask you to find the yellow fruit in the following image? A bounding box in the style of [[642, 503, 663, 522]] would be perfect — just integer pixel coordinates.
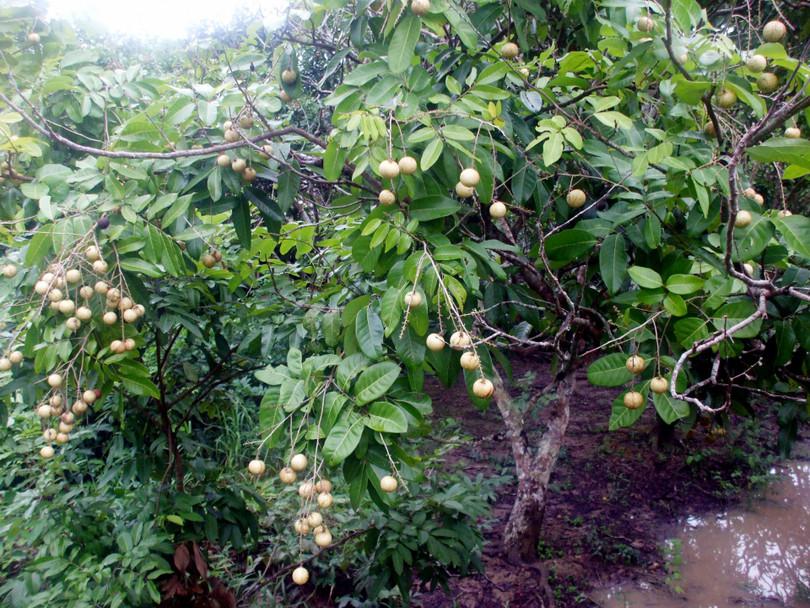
[[9, 351, 22, 364], [636, 16, 654, 32], [82, 390, 97, 404], [49, 394, 63, 407], [307, 512, 323, 527], [455, 182, 475, 198], [58, 422, 73, 434], [379, 159, 400, 179], [243, 167, 257, 182], [102, 311, 117, 325], [501, 42, 519, 59], [742, 187, 757, 199], [411, 0, 430, 15], [743, 263, 754, 276], [58, 300, 75, 315], [118, 297, 133, 311], [92, 260, 108, 274], [72, 400, 88, 415], [124, 338, 136, 351], [224, 129, 239, 142], [735, 210, 752, 228], [716, 88, 737, 108], [785, 127, 801, 139], [279, 467, 297, 484], [292, 566, 309, 585], [625, 355, 646, 374], [380, 475, 398, 492], [37, 404, 52, 418], [40, 445, 54, 459], [298, 481, 315, 498], [290, 453, 308, 472], [110, 340, 125, 354], [239, 115, 254, 129], [65, 269, 82, 284], [47, 373, 62, 388], [294, 518, 310, 535], [106, 287, 120, 302], [378, 189, 396, 205], [489, 201, 507, 218], [55, 432, 69, 444], [762, 20, 787, 42], [473, 378, 494, 398], [65, 317, 81, 331], [650, 376, 668, 394], [201, 254, 216, 268], [231, 158, 246, 173], [746, 54, 767, 73], [85, 246, 101, 261], [43, 428, 57, 441], [3, 264, 18, 278], [94, 281, 109, 295], [426, 333, 445, 352], [398, 156, 418, 174], [27, 32, 40, 44], [216, 154, 231, 167], [47, 288, 63, 302], [404, 291, 422, 308], [777, 210, 792, 218], [314, 529, 332, 547], [623, 391, 645, 409], [315, 479, 333, 493], [34, 280, 49, 295], [317, 492, 334, 509], [459, 168, 480, 187], [566, 189, 587, 208], [757, 72, 779, 93], [223, 120, 233, 131], [248, 459, 266, 476], [704, 121, 717, 137], [460, 351, 480, 370], [754, 194, 764, 206], [0, 357, 10, 371], [279, 90, 292, 103], [449, 331, 471, 349], [282, 69, 298, 84]]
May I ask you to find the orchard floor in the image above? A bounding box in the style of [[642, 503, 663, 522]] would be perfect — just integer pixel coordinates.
[[413, 357, 807, 608]]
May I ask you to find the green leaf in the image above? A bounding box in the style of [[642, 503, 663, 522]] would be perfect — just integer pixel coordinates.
[[544, 229, 597, 263], [25, 226, 52, 266], [653, 391, 689, 425], [231, 201, 251, 249], [337, 353, 371, 390], [711, 300, 763, 339], [356, 306, 385, 359], [628, 266, 663, 289], [748, 138, 810, 169], [409, 196, 461, 221], [353, 361, 400, 405], [322, 412, 364, 465], [420, 138, 444, 171], [587, 354, 634, 387], [364, 402, 408, 433], [207, 168, 222, 202], [388, 14, 421, 74], [773, 214, 810, 258], [599, 234, 627, 294], [665, 274, 704, 295], [663, 293, 687, 316]]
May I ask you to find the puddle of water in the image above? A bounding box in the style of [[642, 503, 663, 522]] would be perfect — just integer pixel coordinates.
[[593, 461, 810, 608]]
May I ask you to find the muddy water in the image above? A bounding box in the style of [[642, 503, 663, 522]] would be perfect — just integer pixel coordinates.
[[593, 461, 810, 608]]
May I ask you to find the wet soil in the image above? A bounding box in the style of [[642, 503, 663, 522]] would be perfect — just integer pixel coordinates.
[[414, 357, 803, 608]]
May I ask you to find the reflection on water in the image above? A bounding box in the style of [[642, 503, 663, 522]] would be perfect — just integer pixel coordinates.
[[593, 461, 810, 608]]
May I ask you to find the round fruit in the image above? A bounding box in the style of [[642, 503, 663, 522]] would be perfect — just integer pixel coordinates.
[[378, 189, 396, 205], [623, 391, 645, 409], [404, 291, 422, 308], [86, 246, 101, 261], [48, 289, 63, 302], [82, 390, 97, 404], [55, 432, 69, 444], [489, 201, 507, 218], [124, 338, 136, 351], [292, 566, 309, 586], [27, 32, 40, 44], [411, 0, 430, 15], [379, 159, 400, 179], [743, 263, 754, 276], [224, 129, 239, 142], [460, 351, 480, 370], [314, 529, 332, 547], [473, 378, 495, 398], [785, 127, 801, 139], [315, 479, 333, 493], [746, 54, 767, 73], [519, 67, 530, 77], [735, 210, 752, 228], [282, 69, 298, 84], [704, 121, 717, 137], [47, 373, 62, 388], [34, 281, 49, 295], [459, 167, 480, 187], [3, 263, 17, 278], [239, 115, 254, 129], [307, 512, 323, 527], [134, 304, 146, 317], [317, 492, 334, 509], [762, 20, 787, 42], [103, 311, 117, 325], [79, 285, 94, 299], [200, 253, 217, 268], [294, 518, 310, 535], [58, 422, 73, 434], [58, 300, 75, 315], [92, 260, 108, 274], [449, 331, 471, 349], [106, 287, 120, 302], [380, 475, 398, 493], [94, 281, 109, 295], [426, 333, 445, 352], [216, 154, 230, 167], [625, 355, 646, 374], [110, 340, 125, 354], [279, 90, 292, 103], [757, 72, 779, 93], [49, 394, 63, 407], [65, 317, 81, 331], [754, 194, 764, 206], [778, 210, 792, 218], [231, 158, 246, 173], [636, 16, 654, 32], [43, 428, 57, 441], [248, 459, 266, 476], [61, 412, 75, 424], [279, 467, 297, 484], [455, 182, 475, 198], [0, 357, 10, 372], [650, 376, 669, 394], [65, 269, 82, 284], [123, 309, 138, 323], [398, 156, 417, 174], [40, 445, 54, 459], [298, 481, 316, 498], [716, 88, 737, 108], [9, 351, 22, 364], [37, 404, 52, 418], [501, 42, 519, 59], [261, 144, 273, 157], [290, 453, 308, 472], [243, 167, 257, 182], [72, 400, 88, 415], [566, 189, 587, 209], [76, 306, 92, 321]]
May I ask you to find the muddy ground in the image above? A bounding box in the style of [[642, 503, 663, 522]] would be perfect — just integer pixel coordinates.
[[413, 357, 792, 608]]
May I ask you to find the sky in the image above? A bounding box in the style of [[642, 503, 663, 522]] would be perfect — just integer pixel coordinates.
[[46, 0, 293, 39]]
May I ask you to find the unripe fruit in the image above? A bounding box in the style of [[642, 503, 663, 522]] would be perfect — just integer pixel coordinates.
[[785, 127, 801, 139], [489, 201, 507, 218], [449, 331, 471, 349], [623, 391, 645, 409], [746, 54, 767, 73], [314, 530, 332, 547], [212, 251, 222, 262], [201, 254, 216, 268], [65, 317, 81, 331], [58, 299, 75, 315], [92, 260, 108, 274], [82, 390, 97, 404], [398, 156, 417, 174], [519, 67, 530, 77], [315, 479, 332, 493], [426, 333, 445, 352], [279, 467, 297, 484], [279, 90, 292, 103], [48, 289, 63, 302], [216, 154, 230, 167], [378, 189, 396, 205], [72, 400, 88, 415], [626, 355, 646, 374], [307, 512, 323, 527], [34, 281, 49, 295], [110, 339, 125, 353], [248, 459, 266, 476], [79, 285, 94, 299], [566, 189, 587, 208], [380, 475, 398, 492], [123, 309, 138, 323], [298, 481, 315, 498], [290, 453, 308, 472], [28, 32, 40, 44], [76, 306, 92, 321], [37, 404, 52, 418], [103, 311, 117, 325], [460, 351, 480, 370], [743, 262, 754, 276], [243, 167, 257, 182], [43, 428, 57, 441], [0, 357, 10, 371], [716, 88, 737, 108], [40, 445, 54, 459], [650, 376, 669, 394], [94, 281, 109, 295], [757, 72, 779, 93], [317, 492, 334, 508], [762, 20, 787, 42], [3, 264, 17, 278], [754, 194, 764, 206], [411, 0, 430, 15], [97, 215, 110, 229], [459, 167, 480, 187], [403, 291, 422, 308], [455, 182, 475, 198], [9, 351, 22, 364], [223, 120, 233, 131], [292, 566, 309, 586], [636, 16, 654, 32], [85, 246, 101, 261], [231, 158, 246, 173], [704, 121, 717, 137], [261, 144, 273, 157], [742, 187, 757, 199], [55, 432, 69, 444], [473, 378, 495, 398], [294, 518, 310, 535], [735, 210, 752, 228], [224, 129, 239, 142], [239, 115, 254, 129], [65, 269, 82, 284], [282, 69, 298, 84], [379, 159, 400, 179], [124, 338, 136, 351], [47, 373, 62, 388], [501, 42, 519, 59]]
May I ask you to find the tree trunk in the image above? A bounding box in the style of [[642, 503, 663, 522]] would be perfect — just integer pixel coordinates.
[[494, 371, 576, 563]]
